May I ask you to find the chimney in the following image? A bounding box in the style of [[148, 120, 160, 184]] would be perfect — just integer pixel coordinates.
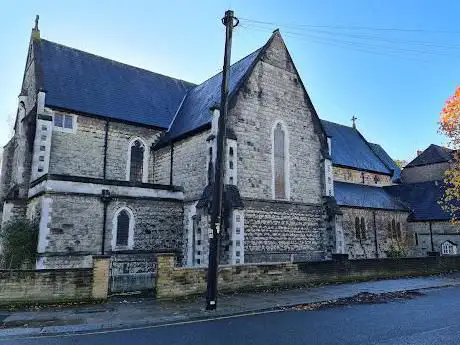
[[417, 150, 423, 156]]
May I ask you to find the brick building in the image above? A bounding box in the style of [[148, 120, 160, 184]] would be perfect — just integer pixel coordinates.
[[0, 22, 457, 271]]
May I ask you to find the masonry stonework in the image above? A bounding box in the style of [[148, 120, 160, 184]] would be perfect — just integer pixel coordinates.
[[401, 163, 449, 183], [228, 34, 325, 204], [333, 166, 392, 186], [106, 121, 162, 182], [409, 221, 460, 256], [341, 207, 410, 259], [244, 199, 326, 262], [49, 111, 105, 178], [153, 145, 171, 185], [106, 198, 183, 255], [171, 131, 208, 201]]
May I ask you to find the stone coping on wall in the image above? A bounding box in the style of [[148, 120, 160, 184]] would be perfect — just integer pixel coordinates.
[[156, 253, 460, 299]]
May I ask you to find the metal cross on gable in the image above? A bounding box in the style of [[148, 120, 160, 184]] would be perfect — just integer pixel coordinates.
[[351, 115, 358, 129]]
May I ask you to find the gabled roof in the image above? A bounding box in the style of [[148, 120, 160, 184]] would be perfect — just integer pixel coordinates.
[[167, 48, 262, 140], [38, 39, 193, 128], [385, 181, 453, 221], [368, 143, 401, 182], [334, 181, 408, 211], [321, 120, 391, 174], [405, 144, 454, 168]]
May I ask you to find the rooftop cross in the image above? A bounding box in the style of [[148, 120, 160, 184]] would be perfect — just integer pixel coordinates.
[[351, 115, 358, 129]]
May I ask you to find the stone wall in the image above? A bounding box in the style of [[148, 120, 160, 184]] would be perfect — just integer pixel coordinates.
[[341, 207, 410, 259], [333, 166, 392, 186], [171, 131, 208, 201], [227, 32, 325, 204], [106, 121, 162, 182], [49, 111, 105, 178], [409, 221, 460, 256], [153, 145, 171, 185], [401, 163, 448, 183], [155, 253, 460, 299], [35, 193, 183, 268], [106, 198, 183, 254], [47, 111, 163, 182], [244, 199, 326, 262], [0, 256, 109, 305], [0, 139, 15, 201]]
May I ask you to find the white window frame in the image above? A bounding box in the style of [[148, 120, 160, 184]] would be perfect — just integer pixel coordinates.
[[111, 207, 135, 250], [441, 241, 457, 255], [126, 137, 149, 183], [53, 113, 77, 133], [271, 120, 290, 200]]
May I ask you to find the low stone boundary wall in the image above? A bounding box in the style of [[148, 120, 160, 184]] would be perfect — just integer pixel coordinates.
[[0, 256, 110, 305], [155, 253, 460, 299]]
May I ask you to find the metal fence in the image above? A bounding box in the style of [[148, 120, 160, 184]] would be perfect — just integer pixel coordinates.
[[109, 256, 156, 294]]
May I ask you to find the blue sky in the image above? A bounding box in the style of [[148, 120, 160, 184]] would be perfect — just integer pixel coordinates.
[[1, 0, 459, 161]]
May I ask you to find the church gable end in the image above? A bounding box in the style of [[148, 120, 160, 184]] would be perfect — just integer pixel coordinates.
[[228, 31, 326, 204]]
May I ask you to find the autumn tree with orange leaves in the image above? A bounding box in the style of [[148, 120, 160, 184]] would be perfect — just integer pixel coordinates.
[[439, 86, 460, 221]]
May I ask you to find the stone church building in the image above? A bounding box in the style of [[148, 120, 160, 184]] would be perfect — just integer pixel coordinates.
[[1, 22, 458, 271]]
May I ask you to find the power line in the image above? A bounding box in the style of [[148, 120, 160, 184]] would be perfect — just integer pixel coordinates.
[[240, 17, 460, 34], [239, 23, 460, 60], [242, 21, 460, 50]]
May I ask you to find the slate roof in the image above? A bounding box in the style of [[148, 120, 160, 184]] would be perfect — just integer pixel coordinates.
[[405, 144, 454, 168], [166, 48, 262, 140], [385, 181, 453, 221], [38, 39, 193, 128], [334, 181, 408, 211], [321, 120, 391, 174], [369, 143, 401, 182]]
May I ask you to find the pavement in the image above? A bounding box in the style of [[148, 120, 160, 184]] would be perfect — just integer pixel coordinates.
[[7, 285, 460, 344], [1, 273, 460, 340]]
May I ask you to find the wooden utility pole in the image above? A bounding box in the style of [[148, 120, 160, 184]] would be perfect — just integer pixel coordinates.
[[206, 9, 239, 311]]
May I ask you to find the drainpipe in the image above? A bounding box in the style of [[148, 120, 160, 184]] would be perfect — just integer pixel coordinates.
[[169, 142, 174, 185], [429, 221, 434, 252], [103, 119, 109, 179], [373, 211, 379, 258], [100, 119, 110, 255], [100, 189, 112, 255]]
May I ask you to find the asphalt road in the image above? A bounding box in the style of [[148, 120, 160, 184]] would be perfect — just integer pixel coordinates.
[[4, 286, 460, 345]]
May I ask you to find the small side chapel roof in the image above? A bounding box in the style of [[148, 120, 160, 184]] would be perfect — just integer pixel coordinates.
[[385, 181, 455, 221], [321, 120, 392, 175], [335, 182, 408, 211]]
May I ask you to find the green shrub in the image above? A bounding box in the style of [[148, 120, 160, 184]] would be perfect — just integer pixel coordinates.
[[0, 218, 39, 269], [385, 244, 408, 258]]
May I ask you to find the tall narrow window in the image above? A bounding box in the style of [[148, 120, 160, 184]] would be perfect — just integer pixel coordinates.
[[208, 146, 214, 184], [396, 222, 401, 240], [116, 210, 130, 246], [392, 219, 397, 239], [355, 217, 361, 239], [273, 123, 287, 199], [112, 207, 134, 250], [360, 217, 366, 240], [130, 140, 144, 182]]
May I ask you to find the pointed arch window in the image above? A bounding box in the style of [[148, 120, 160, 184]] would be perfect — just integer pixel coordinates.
[[112, 207, 135, 250], [273, 122, 289, 200], [127, 138, 148, 183]]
